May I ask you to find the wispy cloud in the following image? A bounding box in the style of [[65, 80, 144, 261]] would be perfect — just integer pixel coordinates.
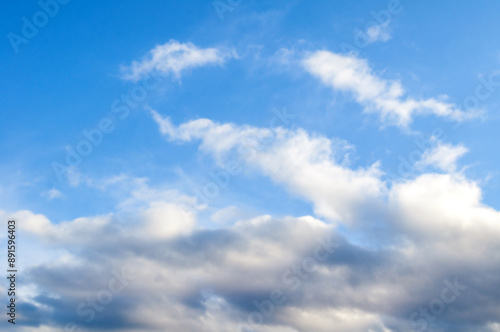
[[120, 40, 236, 81], [42, 188, 65, 200], [303, 50, 480, 127], [364, 23, 391, 43]]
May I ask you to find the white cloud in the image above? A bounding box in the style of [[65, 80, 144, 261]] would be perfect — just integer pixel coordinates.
[[120, 40, 235, 81], [302, 51, 479, 127], [8, 169, 500, 332], [416, 141, 468, 172], [151, 110, 386, 224], [42, 188, 65, 200], [358, 23, 392, 44], [389, 173, 500, 242], [5, 152, 500, 332], [149, 114, 500, 271]]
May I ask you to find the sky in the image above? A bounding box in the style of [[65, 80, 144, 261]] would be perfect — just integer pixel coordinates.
[[1, 0, 500, 331]]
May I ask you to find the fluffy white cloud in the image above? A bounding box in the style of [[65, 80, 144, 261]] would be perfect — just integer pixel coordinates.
[[302, 51, 479, 127], [120, 40, 235, 81], [389, 173, 500, 242], [4, 166, 500, 332], [150, 113, 500, 253], [4, 201, 349, 331], [7, 170, 500, 332]]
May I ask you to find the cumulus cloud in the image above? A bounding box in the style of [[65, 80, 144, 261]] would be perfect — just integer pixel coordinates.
[[2, 117, 499, 331], [4, 167, 500, 332], [120, 40, 235, 81], [302, 51, 480, 127], [389, 173, 500, 241], [2, 204, 348, 331], [146, 113, 500, 331]]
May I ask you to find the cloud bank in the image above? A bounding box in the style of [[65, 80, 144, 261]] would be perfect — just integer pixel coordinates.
[[4, 113, 500, 331]]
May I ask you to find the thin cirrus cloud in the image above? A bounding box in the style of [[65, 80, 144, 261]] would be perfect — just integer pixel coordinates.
[[302, 50, 481, 127], [120, 39, 236, 81]]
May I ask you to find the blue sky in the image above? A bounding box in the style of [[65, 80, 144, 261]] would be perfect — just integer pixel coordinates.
[[2, 1, 500, 331]]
